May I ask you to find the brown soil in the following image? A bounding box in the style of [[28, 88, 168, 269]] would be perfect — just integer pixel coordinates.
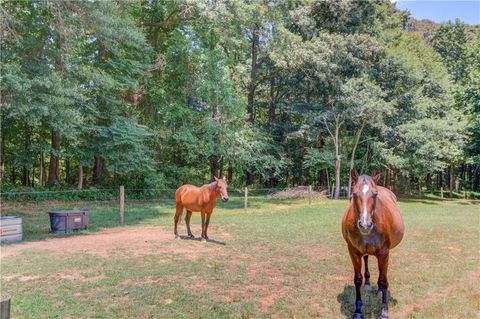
[[0, 225, 225, 260]]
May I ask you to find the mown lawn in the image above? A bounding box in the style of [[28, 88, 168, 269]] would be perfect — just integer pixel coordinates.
[[1, 198, 479, 318]]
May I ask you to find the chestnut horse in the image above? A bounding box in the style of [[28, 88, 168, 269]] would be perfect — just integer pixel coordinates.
[[174, 176, 229, 241], [342, 170, 404, 319]]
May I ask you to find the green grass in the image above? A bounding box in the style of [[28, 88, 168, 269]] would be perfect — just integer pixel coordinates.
[[1, 198, 479, 318]]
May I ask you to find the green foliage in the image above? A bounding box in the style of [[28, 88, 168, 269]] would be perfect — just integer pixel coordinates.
[[1, 0, 478, 193]]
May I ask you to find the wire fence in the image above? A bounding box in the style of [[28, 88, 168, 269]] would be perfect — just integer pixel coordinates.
[[0, 185, 349, 241], [0, 186, 347, 215]]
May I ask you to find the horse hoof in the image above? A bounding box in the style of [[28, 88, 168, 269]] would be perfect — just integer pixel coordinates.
[[352, 312, 364, 319], [175, 235, 180, 240], [188, 234, 195, 239], [378, 309, 388, 319]]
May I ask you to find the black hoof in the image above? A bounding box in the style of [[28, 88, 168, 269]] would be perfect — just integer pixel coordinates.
[[188, 234, 195, 238], [353, 312, 364, 319]]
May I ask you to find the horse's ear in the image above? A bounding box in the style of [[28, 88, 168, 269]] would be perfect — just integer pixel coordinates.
[[351, 169, 359, 183], [222, 176, 227, 181], [371, 170, 381, 183], [214, 176, 219, 181]]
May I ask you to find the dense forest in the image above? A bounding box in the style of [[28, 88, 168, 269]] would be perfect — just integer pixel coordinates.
[[1, 0, 479, 198]]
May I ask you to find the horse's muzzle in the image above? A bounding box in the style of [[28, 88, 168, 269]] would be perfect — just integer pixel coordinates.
[[357, 220, 374, 234], [222, 197, 229, 202]]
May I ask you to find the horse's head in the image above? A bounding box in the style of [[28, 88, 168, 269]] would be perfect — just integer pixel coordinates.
[[350, 169, 381, 235], [214, 176, 229, 202]]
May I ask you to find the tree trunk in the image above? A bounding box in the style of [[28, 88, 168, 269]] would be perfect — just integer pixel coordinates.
[[92, 155, 103, 184], [334, 119, 341, 200], [0, 132, 4, 182], [65, 158, 71, 184], [22, 128, 31, 186], [219, 158, 224, 179], [474, 165, 480, 191], [268, 77, 275, 127], [246, 170, 254, 186], [39, 152, 45, 186], [22, 167, 29, 186], [449, 162, 453, 198], [247, 24, 259, 124], [326, 169, 330, 195], [48, 129, 60, 185], [245, 25, 259, 185], [347, 123, 365, 198], [425, 173, 432, 192], [11, 167, 16, 185], [210, 155, 219, 181], [77, 165, 84, 190], [319, 170, 327, 187], [227, 164, 233, 182]]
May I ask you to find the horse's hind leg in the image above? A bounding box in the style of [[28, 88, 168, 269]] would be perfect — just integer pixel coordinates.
[[174, 204, 183, 238], [185, 210, 194, 238], [363, 255, 371, 290]]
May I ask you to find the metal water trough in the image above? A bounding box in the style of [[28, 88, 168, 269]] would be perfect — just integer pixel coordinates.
[[48, 209, 89, 233], [0, 216, 23, 243]]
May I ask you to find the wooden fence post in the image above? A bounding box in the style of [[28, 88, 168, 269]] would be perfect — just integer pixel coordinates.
[[308, 185, 312, 205], [244, 187, 248, 213], [119, 185, 125, 225], [440, 187, 444, 199], [1, 298, 10, 319]]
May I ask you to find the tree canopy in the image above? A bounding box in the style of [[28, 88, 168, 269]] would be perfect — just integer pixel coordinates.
[[1, 0, 479, 197]]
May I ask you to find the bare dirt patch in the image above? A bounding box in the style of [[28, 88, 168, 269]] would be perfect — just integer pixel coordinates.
[[0, 225, 227, 260], [267, 186, 328, 200]]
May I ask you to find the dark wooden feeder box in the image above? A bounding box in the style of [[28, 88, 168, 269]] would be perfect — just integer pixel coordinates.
[[48, 209, 89, 233]]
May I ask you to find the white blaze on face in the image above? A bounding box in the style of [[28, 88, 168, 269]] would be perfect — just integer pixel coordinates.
[[361, 184, 369, 227], [362, 184, 369, 194]]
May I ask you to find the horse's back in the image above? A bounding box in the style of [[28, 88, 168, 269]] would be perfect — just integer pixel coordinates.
[[175, 184, 211, 212], [377, 186, 404, 249], [176, 184, 199, 203]]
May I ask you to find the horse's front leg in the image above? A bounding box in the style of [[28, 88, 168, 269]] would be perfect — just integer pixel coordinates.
[[200, 211, 207, 241], [364, 255, 371, 290], [348, 245, 364, 319], [204, 212, 212, 240], [377, 248, 390, 319]]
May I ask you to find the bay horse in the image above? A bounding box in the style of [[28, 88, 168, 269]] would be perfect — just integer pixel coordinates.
[[174, 176, 229, 241], [342, 170, 404, 319]]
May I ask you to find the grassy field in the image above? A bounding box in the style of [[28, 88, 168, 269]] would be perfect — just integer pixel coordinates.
[[1, 198, 479, 318]]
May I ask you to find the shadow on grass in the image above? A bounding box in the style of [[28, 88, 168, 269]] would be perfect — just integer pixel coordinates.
[[398, 199, 440, 205], [177, 235, 226, 246], [216, 196, 300, 210], [337, 285, 397, 319], [399, 198, 480, 205]]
